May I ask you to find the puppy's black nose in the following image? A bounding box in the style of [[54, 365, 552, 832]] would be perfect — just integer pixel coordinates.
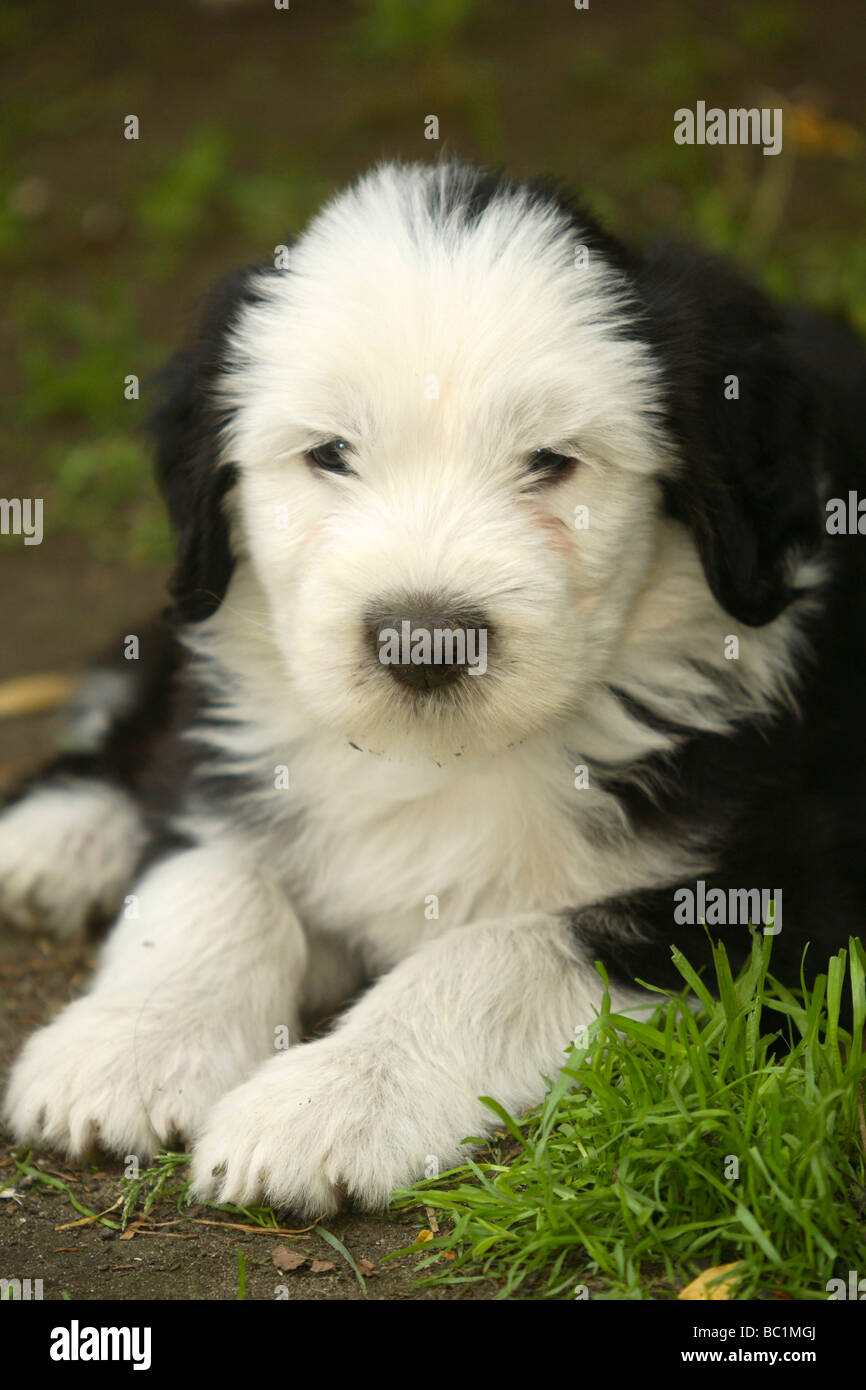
[[365, 604, 490, 692]]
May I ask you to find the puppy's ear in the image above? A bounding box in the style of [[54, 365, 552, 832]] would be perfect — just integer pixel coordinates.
[[150, 265, 273, 622], [637, 245, 823, 626]]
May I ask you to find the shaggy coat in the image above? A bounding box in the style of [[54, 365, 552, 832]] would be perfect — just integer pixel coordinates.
[[2, 161, 865, 1213]]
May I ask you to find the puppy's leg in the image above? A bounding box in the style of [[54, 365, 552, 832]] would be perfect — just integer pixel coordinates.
[[0, 777, 148, 937], [0, 624, 181, 937], [191, 911, 652, 1215], [4, 843, 306, 1160]]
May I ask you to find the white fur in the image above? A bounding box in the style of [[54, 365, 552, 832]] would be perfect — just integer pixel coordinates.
[[191, 915, 651, 1213], [5, 844, 307, 1156], [2, 162, 816, 1211], [0, 780, 146, 937], [221, 163, 673, 763]]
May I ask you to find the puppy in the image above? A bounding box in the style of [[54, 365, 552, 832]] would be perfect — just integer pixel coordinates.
[[2, 160, 865, 1214]]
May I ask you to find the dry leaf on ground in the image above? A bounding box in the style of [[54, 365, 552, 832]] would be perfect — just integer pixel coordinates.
[[272, 1244, 308, 1272], [678, 1263, 744, 1301]]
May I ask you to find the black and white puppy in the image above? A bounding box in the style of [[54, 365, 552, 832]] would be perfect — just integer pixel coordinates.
[[2, 161, 865, 1214]]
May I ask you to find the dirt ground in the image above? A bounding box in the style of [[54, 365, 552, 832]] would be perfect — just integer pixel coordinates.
[[0, 909, 500, 1302]]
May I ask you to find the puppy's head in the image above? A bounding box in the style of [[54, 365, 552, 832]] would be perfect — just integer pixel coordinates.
[[153, 161, 822, 759]]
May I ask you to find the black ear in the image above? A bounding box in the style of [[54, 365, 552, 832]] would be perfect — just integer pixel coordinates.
[[636, 244, 823, 626], [149, 264, 273, 622]]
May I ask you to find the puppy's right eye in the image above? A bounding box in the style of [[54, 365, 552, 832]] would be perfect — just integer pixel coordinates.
[[305, 439, 355, 474]]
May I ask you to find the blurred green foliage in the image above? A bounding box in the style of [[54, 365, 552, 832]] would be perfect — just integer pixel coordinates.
[[51, 439, 172, 565], [17, 290, 158, 426], [137, 124, 233, 255], [352, 0, 483, 61], [733, 1, 809, 56], [2, 0, 863, 567]]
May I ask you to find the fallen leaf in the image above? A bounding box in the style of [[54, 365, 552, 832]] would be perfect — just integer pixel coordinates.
[[309, 1258, 336, 1273], [0, 674, 76, 718], [414, 1228, 435, 1245], [272, 1245, 307, 1272], [789, 104, 862, 159], [678, 1263, 744, 1301]]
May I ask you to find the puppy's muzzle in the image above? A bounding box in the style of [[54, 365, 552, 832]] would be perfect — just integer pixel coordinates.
[[364, 602, 490, 692]]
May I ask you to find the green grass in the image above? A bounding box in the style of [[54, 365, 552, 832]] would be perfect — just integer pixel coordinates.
[[8, 1146, 281, 1233], [393, 933, 866, 1299], [9, 935, 865, 1300], [6, 1153, 125, 1229], [119, 1149, 282, 1231]]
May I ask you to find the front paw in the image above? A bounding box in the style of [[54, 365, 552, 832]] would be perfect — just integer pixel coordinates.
[[190, 1038, 481, 1216], [4, 995, 255, 1161]]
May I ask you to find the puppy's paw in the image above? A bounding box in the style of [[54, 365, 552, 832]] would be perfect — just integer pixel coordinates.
[[4, 994, 256, 1161], [0, 780, 147, 937], [190, 1037, 481, 1216]]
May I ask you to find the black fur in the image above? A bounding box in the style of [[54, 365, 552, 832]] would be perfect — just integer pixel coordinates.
[[579, 290, 866, 1001], [149, 264, 278, 622], [1, 618, 182, 811], [636, 244, 824, 627], [428, 162, 639, 280]]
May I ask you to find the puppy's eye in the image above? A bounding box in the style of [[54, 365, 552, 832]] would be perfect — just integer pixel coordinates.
[[305, 439, 355, 474], [526, 448, 578, 483]]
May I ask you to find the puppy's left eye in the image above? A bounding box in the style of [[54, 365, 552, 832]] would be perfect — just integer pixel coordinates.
[[305, 439, 355, 474], [526, 448, 578, 483]]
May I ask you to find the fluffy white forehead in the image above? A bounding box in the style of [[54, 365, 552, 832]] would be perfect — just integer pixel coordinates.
[[223, 162, 669, 476]]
